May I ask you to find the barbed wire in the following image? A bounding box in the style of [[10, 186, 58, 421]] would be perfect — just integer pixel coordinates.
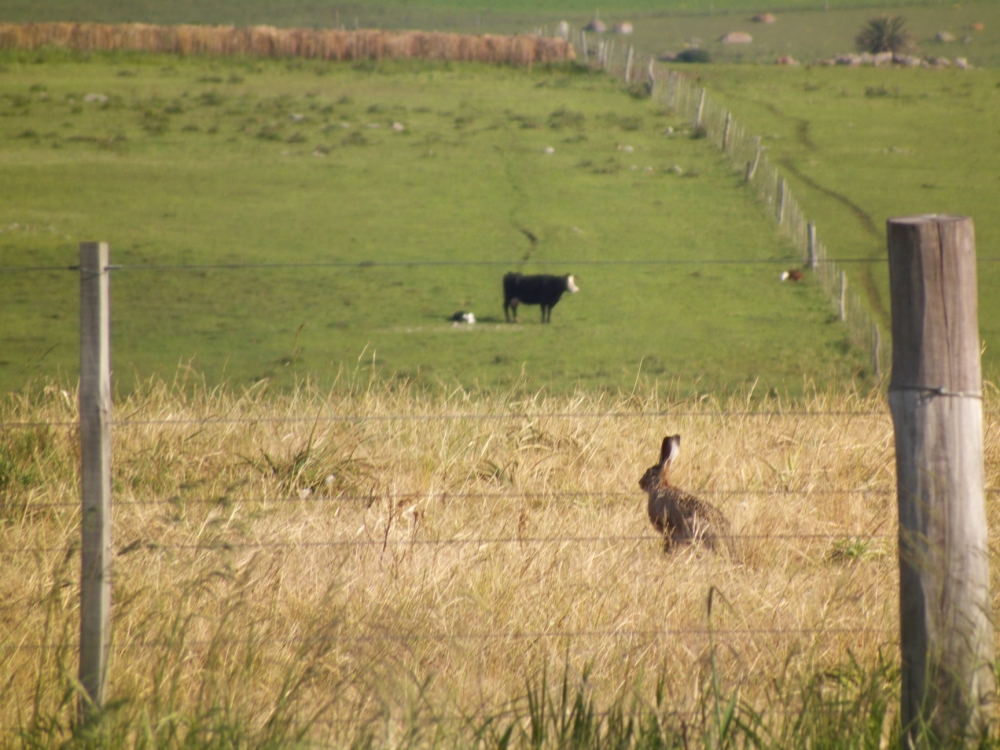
[[0, 409, 901, 429], [0, 626, 895, 651], [3, 257, 1000, 274], [0, 531, 900, 555], [11, 405, 1000, 428], [18, 488, 909, 509]]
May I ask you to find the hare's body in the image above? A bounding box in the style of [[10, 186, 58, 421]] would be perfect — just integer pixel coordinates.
[[640, 435, 730, 552]]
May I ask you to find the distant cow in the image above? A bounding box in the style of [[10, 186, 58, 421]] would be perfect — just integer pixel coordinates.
[[503, 272, 579, 323], [780, 269, 804, 282]]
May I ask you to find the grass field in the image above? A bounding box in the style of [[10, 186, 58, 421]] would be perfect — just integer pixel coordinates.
[[0, 51, 869, 396], [7, 379, 998, 746]]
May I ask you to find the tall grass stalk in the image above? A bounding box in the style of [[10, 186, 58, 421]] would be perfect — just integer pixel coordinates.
[[2, 374, 999, 747]]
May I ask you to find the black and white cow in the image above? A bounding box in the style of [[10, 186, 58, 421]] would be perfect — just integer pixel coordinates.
[[503, 272, 579, 323]]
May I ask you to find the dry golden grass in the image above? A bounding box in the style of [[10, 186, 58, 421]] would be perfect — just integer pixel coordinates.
[[0, 23, 575, 66], [2, 375, 999, 743]]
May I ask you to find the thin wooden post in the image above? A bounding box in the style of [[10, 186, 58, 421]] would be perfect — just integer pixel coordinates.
[[624, 44, 633, 82], [838, 270, 846, 321], [887, 214, 994, 747], [580, 30, 588, 61], [808, 222, 817, 270], [79, 241, 112, 719], [647, 56, 655, 96], [722, 110, 731, 151], [667, 70, 676, 109], [694, 87, 706, 130], [873, 323, 881, 378], [745, 136, 761, 182], [777, 177, 786, 224]]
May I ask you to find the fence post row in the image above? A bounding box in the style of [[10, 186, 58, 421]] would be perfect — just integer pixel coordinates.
[[78, 241, 113, 719], [886, 215, 994, 747]]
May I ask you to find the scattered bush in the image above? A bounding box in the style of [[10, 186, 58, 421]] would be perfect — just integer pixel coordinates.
[[856, 15, 912, 54], [676, 48, 711, 63]]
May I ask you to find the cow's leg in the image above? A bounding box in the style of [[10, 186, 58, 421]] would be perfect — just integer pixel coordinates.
[[504, 302, 511, 322], [541, 305, 549, 323]]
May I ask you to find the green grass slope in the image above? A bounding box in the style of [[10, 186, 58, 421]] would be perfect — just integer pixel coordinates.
[[697, 64, 1000, 380], [0, 52, 866, 395]]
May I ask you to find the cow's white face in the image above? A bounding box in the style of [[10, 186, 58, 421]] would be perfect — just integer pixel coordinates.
[[566, 275, 579, 293]]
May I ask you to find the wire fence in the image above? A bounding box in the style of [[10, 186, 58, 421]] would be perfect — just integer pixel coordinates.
[[528, 29, 892, 373]]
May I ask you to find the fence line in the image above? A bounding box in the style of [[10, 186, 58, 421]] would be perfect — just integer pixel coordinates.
[[569, 34, 890, 374]]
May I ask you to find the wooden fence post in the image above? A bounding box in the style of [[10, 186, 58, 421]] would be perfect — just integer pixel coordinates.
[[886, 214, 994, 747], [694, 87, 706, 130], [808, 222, 817, 270], [79, 241, 112, 720], [722, 110, 731, 151], [624, 44, 633, 82], [777, 177, 786, 224], [647, 56, 655, 96], [838, 270, 846, 321], [667, 70, 676, 109], [580, 30, 588, 61], [873, 323, 881, 378], [745, 136, 761, 182]]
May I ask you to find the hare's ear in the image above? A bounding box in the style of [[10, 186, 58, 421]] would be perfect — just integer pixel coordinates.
[[659, 435, 681, 465]]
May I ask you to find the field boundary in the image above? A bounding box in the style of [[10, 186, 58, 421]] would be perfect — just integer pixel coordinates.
[[0, 22, 575, 65]]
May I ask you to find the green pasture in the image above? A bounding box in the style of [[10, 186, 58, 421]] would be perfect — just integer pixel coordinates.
[[2, 0, 999, 69], [0, 52, 864, 395], [697, 63, 1000, 375]]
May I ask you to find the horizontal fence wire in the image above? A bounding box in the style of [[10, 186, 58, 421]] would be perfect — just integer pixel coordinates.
[[2, 627, 894, 652], [0, 411, 899, 429], [4, 257, 1000, 274], [17, 488, 909, 508], [1, 533, 900, 555]]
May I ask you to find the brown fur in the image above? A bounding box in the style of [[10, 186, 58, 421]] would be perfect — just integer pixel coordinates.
[[639, 435, 730, 552]]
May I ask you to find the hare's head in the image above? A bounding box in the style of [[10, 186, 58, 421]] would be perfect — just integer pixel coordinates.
[[638, 435, 681, 492]]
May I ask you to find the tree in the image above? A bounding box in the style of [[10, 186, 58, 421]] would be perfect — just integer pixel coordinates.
[[856, 15, 912, 54]]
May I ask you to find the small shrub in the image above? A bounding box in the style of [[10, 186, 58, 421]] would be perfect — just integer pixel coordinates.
[[626, 81, 651, 99], [342, 131, 367, 146], [198, 91, 224, 107], [676, 48, 711, 63], [856, 15, 912, 54], [548, 106, 585, 129]]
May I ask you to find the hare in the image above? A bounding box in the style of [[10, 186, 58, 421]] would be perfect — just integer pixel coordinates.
[[639, 435, 730, 552]]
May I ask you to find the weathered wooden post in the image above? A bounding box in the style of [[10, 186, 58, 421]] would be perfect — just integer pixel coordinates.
[[647, 56, 655, 96], [838, 270, 847, 321], [667, 70, 677, 109], [694, 87, 706, 130], [745, 136, 761, 182], [79, 241, 112, 720], [580, 30, 588, 61], [624, 44, 633, 82], [722, 110, 732, 151], [873, 323, 881, 378], [808, 222, 817, 270], [777, 177, 786, 224], [887, 214, 994, 747]]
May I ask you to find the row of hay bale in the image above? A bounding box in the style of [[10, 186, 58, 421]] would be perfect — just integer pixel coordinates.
[[0, 22, 575, 65]]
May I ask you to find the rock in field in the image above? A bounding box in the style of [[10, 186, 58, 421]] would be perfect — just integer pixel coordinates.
[[719, 31, 753, 44]]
